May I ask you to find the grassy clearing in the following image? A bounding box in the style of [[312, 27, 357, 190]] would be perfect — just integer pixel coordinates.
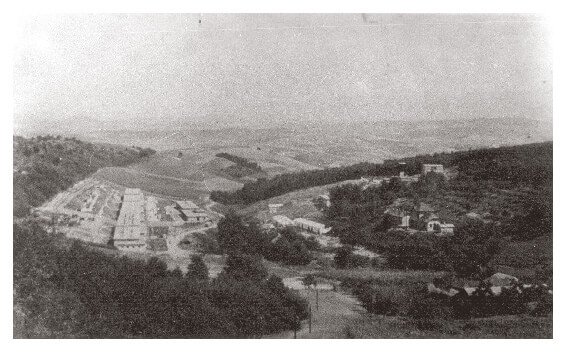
[[130, 151, 211, 181], [313, 267, 446, 286], [94, 167, 209, 199], [238, 179, 358, 223]]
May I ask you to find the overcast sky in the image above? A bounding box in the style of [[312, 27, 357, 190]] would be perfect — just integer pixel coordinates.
[[13, 13, 552, 131]]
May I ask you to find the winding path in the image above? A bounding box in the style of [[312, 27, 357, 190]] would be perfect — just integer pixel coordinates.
[[265, 286, 366, 339]]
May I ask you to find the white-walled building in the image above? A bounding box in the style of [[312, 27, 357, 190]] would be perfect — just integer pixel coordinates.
[[180, 210, 209, 223], [421, 164, 444, 175], [318, 194, 331, 208], [272, 215, 295, 227], [294, 218, 332, 235], [115, 188, 147, 251]]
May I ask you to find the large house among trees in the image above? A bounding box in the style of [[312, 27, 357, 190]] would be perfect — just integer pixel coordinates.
[[384, 199, 454, 235], [422, 164, 445, 175]]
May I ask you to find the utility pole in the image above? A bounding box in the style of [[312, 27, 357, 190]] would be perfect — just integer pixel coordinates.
[[294, 314, 297, 339], [316, 289, 319, 311], [309, 306, 312, 333]]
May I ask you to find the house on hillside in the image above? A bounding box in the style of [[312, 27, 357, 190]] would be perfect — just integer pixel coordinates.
[[384, 198, 415, 229], [318, 194, 331, 208], [398, 171, 421, 183], [384, 206, 411, 228], [360, 176, 389, 189], [384, 200, 454, 234], [411, 202, 437, 222], [423, 215, 455, 235], [421, 164, 444, 175], [179, 210, 209, 223], [439, 223, 455, 235]]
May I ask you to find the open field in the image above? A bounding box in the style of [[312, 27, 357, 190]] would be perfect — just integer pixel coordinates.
[[237, 179, 358, 223], [94, 167, 211, 199], [344, 314, 552, 338]]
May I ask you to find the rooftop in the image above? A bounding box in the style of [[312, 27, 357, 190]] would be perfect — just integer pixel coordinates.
[[180, 209, 208, 218], [415, 202, 436, 212], [176, 200, 199, 209], [294, 218, 327, 229], [272, 215, 295, 226], [114, 226, 144, 241], [440, 223, 455, 228]]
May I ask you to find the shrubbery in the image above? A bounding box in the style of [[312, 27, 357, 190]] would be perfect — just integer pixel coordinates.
[[216, 213, 314, 266], [13, 222, 308, 338]]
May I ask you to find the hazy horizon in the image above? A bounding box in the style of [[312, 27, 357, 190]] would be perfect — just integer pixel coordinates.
[[14, 13, 552, 134]]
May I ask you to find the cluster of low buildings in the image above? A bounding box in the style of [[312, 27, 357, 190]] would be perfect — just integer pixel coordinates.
[[427, 272, 553, 298], [175, 200, 209, 223], [357, 164, 456, 236], [360, 163, 448, 189], [113, 189, 210, 251], [384, 198, 454, 235]]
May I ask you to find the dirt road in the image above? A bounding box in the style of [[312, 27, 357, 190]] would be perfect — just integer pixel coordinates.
[[265, 287, 366, 339]]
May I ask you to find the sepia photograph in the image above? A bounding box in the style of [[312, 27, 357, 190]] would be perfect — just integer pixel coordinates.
[[10, 9, 555, 340]]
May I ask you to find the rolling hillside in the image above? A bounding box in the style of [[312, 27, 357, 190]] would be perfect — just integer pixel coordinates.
[[13, 135, 156, 217]]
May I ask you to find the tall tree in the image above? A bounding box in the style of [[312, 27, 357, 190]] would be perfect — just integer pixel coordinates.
[[186, 255, 209, 280]]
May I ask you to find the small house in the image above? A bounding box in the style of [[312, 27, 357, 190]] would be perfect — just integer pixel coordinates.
[[421, 164, 444, 175], [176, 200, 200, 211], [318, 194, 331, 208], [439, 223, 455, 235], [180, 210, 209, 223], [268, 203, 283, 214]]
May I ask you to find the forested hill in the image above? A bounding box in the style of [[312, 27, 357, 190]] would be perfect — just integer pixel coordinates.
[[13, 135, 156, 217], [211, 142, 552, 205], [14, 221, 308, 338]]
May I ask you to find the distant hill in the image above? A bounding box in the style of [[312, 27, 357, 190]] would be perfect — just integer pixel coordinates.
[[13, 135, 156, 217], [15, 118, 551, 159], [211, 141, 552, 205]]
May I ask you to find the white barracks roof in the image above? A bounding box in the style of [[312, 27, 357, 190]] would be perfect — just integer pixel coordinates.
[[293, 218, 327, 230], [180, 210, 208, 218], [114, 226, 143, 241], [272, 215, 294, 226]]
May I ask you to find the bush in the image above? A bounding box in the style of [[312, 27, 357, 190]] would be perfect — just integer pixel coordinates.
[[14, 222, 309, 338], [334, 246, 370, 269]]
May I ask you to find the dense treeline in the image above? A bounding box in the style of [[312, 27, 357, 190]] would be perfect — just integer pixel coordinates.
[[14, 221, 308, 338], [211, 162, 398, 204], [216, 213, 316, 265], [392, 142, 552, 186], [13, 135, 156, 217], [211, 142, 552, 205], [324, 144, 552, 277]]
